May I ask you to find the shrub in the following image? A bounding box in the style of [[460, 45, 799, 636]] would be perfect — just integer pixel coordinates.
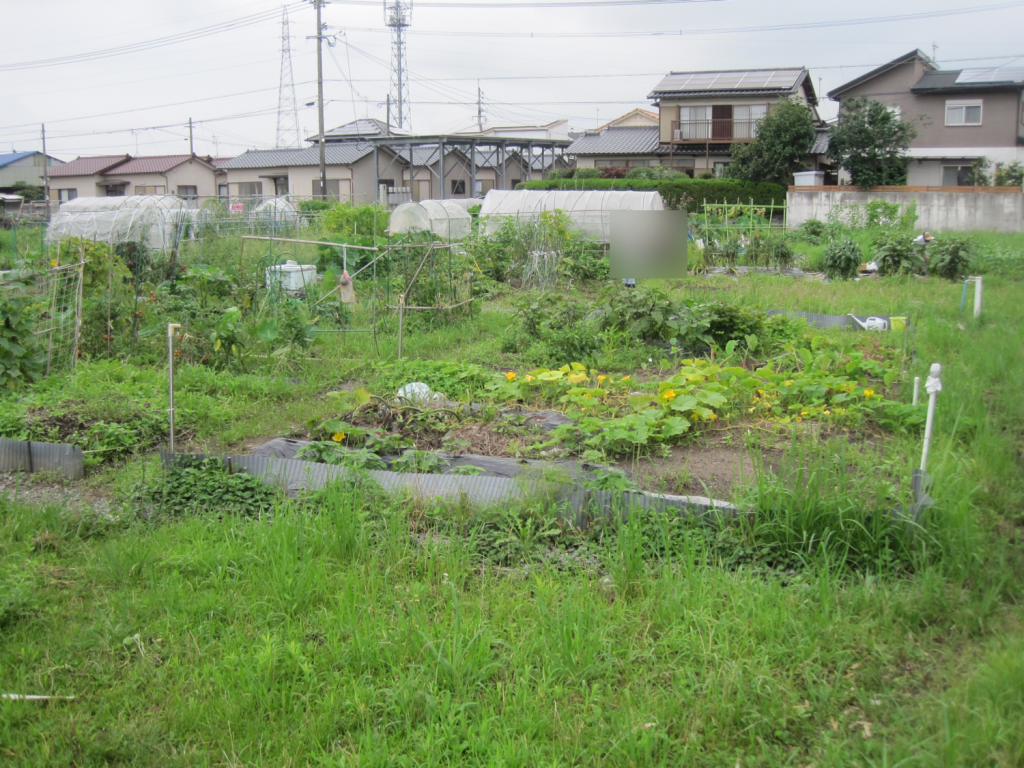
[[141, 457, 280, 517], [706, 302, 765, 347], [503, 292, 601, 363], [796, 219, 828, 244], [573, 168, 602, 179], [298, 199, 333, 215], [0, 271, 46, 390], [521, 178, 787, 212], [596, 285, 714, 350], [822, 239, 863, 280], [928, 235, 973, 281], [746, 234, 792, 268], [872, 230, 923, 276]]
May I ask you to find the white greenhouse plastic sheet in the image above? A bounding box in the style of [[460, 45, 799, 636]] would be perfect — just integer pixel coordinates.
[[389, 200, 472, 240], [253, 197, 300, 228], [46, 195, 190, 251], [478, 190, 664, 242]]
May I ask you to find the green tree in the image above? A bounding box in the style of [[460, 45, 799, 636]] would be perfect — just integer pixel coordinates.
[[963, 157, 991, 186], [827, 97, 917, 188], [994, 160, 1023, 187], [724, 98, 817, 186], [0, 182, 44, 201]]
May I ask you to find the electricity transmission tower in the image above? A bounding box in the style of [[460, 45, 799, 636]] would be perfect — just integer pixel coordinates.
[[384, 0, 412, 129], [276, 8, 301, 148]]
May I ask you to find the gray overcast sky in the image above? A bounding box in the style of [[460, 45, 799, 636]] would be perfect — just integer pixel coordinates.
[[3, 0, 1023, 160]]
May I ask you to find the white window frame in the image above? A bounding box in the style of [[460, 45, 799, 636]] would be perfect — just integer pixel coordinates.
[[887, 105, 902, 118], [945, 100, 983, 127]]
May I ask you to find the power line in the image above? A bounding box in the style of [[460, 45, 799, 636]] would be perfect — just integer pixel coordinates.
[[0, 3, 306, 72], [329, 0, 725, 6], [339, 1, 1024, 38]]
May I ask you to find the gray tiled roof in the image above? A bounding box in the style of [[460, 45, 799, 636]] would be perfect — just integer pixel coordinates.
[[810, 129, 830, 155], [220, 144, 375, 170], [317, 118, 406, 141], [567, 126, 662, 156]]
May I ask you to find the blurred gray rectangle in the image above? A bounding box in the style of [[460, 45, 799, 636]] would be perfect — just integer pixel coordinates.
[[0, 437, 84, 480], [610, 210, 688, 279]]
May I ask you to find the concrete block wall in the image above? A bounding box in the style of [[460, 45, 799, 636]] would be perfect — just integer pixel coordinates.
[[787, 189, 1024, 232]]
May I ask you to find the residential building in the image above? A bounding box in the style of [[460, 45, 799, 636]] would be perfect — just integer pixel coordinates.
[[46, 154, 223, 200], [572, 71, 823, 175], [828, 50, 1024, 186], [220, 144, 395, 202], [0, 151, 65, 189], [457, 119, 570, 141]]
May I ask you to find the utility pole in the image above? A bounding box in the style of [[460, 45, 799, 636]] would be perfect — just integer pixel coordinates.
[[40, 124, 50, 218], [477, 81, 483, 132], [188, 117, 194, 155], [311, 0, 328, 198]]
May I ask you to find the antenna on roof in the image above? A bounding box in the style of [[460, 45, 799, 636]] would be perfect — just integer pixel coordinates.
[[932, 41, 939, 64]]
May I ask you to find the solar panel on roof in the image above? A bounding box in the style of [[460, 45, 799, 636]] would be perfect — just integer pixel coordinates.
[[738, 72, 773, 88], [684, 74, 718, 89], [712, 73, 745, 88], [956, 67, 1024, 84], [766, 71, 800, 87]]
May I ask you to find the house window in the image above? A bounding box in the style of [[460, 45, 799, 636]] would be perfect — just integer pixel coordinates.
[[451, 179, 466, 195], [713, 162, 730, 177], [942, 165, 977, 186], [677, 106, 710, 139], [888, 105, 902, 118], [595, 160, 613, 167], [105, 184, 126, 196], [627, 159, 648, 167], [178, 185, 198, 198], [273, 177, 288, 196], [733, 105, 767, 138], [135, 185, 165, 195], [218, 184, 228, 198], [313, 179, 340, 199], [379, 179, 395, 189], [57, 189, 77, 202], [236, 181, 263, 197], [946, 100, 982, 126]]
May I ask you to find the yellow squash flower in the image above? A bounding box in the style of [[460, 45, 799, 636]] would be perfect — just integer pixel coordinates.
[[505, 371, 517, 381], [662, 389, 677, 401], [864, 389, 875, 397], [597, 375, 607, 383], [524, 374, 535, 382], [620, 376, 631, 382], [332, 431, 346, 442]]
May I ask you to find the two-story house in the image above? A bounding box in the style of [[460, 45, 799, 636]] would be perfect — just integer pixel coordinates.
[[828, 50, 1024, 186], [571, 69, 825, 176]]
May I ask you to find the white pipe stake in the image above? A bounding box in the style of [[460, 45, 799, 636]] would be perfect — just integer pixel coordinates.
[[973, 275, 982, 318], [168, 323, 181, 453], [912, 376, 920, 405], [920, 363, 942, 473]]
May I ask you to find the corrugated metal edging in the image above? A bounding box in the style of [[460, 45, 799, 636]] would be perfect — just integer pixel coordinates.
[[0, 437, 84, 480], [160, 452, 739, 527]]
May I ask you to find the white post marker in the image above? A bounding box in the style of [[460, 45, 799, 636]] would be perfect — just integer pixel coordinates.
[[920, 363, 942, 472], [912, 376, 920, 405], [973, 275, 982, 319], [168, 323, 181, 453]]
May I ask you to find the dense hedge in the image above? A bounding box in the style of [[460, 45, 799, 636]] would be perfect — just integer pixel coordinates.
[[518, 178, 787, 212]]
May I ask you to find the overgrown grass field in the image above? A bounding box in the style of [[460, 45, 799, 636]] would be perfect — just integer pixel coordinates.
[[2, 209, 1024, 766]]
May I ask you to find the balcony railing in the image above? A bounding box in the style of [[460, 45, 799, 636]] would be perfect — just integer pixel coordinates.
[[671, 119, 759, 142]]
